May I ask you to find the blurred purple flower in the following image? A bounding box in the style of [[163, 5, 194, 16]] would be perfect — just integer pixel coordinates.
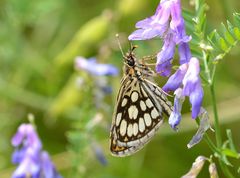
[[75, 57, 119, 76], [129, 0, 191, 76], [91, 142, 108, 166], [41, 152, 62, 178], [11, 123, 61, 178]]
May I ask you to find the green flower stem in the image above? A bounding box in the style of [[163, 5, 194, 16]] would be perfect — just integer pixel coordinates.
[[204, 134, 219, 154], [202, 51, 234, 177], [202, 51, 222, 147], [219, 160, 234, 178], [209, 83, 234, 178], [209, 83, 222, 147]]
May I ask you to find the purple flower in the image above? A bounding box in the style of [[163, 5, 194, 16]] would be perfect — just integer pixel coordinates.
[[91, 142, 108, 166], [41, 152, 62, 178], [11, 123, 62, 178], [169, 88, 185, 130], [156, 33, 175, 76], [162, 62, 188, 92], [178, 42, 191, 64], [129, 0, 191, 76], [164, 57, 203, 124], [12, 124, 42, 164], [75, 57, 119, 76], [182, 58, 203, 118]]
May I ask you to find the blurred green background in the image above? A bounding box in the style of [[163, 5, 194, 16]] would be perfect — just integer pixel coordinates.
[[0, 0, 240, 177]]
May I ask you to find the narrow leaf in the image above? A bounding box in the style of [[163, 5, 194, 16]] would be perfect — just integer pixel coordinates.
[[221, 23, 235, 45], [222, 148, 240, 159], [233, 27, 240, 40], [219, 38, 228, 51], [226, 129, 238, 153]]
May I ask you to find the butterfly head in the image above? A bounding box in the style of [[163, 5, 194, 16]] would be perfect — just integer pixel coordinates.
[[124, 45, 138, 67]]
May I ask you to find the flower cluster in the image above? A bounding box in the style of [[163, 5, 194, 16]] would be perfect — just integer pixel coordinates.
[[12, 123, 61, 178], [129, 0, 204, 129], [129, 0, 191, 76]]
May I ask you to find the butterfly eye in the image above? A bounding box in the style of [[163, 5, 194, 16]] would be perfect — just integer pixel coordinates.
[[127, 58, 135, 66]]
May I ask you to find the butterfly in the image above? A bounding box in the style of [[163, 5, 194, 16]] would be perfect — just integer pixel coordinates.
[[110, 43, 173, 157]]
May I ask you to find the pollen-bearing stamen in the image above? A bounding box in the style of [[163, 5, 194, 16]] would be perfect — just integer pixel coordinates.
[[110, 44, 173, 157]]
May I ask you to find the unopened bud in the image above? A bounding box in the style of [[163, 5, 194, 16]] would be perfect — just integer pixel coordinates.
[[182, 156, 206, 178], [209, 163, 218, 178]]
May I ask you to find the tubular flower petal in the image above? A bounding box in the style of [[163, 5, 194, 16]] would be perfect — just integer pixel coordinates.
[[41, 152, 62, 178], [182, 58, 203, 118], [156, 34, 175, 76], [169, 88, 185, 130], [178, 42, 191, 64], [162, 63, 188, 92]]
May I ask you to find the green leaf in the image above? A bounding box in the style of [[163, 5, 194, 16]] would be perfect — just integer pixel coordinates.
[[227, 20, 235, 35], [219, 38, 229, 51], [233, 27, 240, 40], [222, 148, 240, 159], [226, 129, 238, 153], [214, 152, 233, 166], [221, 23, 235, 45], [233, 13, 240, 28], [206, 13, 240, 62]]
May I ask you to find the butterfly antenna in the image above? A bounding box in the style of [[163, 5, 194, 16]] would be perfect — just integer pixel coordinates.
[[116, 34, 124, 56], [129, 41, 133, 51]]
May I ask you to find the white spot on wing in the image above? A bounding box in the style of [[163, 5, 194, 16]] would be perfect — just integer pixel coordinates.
[[121, 98, 128, 107], [144, 113, 152, 126], [127, 124, 133, 137], [131, 91, 139, 102], [146, 99, 154, 108], [140, 100, 146, 111], [120, 120, 127, 136], [139, 118, 145, 133], [128, 105, 138, 119], [151, 108, 159, 119], [132, 107, 138, 120], [116, 113, 122, 126], [133, 123, 138, 136]]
